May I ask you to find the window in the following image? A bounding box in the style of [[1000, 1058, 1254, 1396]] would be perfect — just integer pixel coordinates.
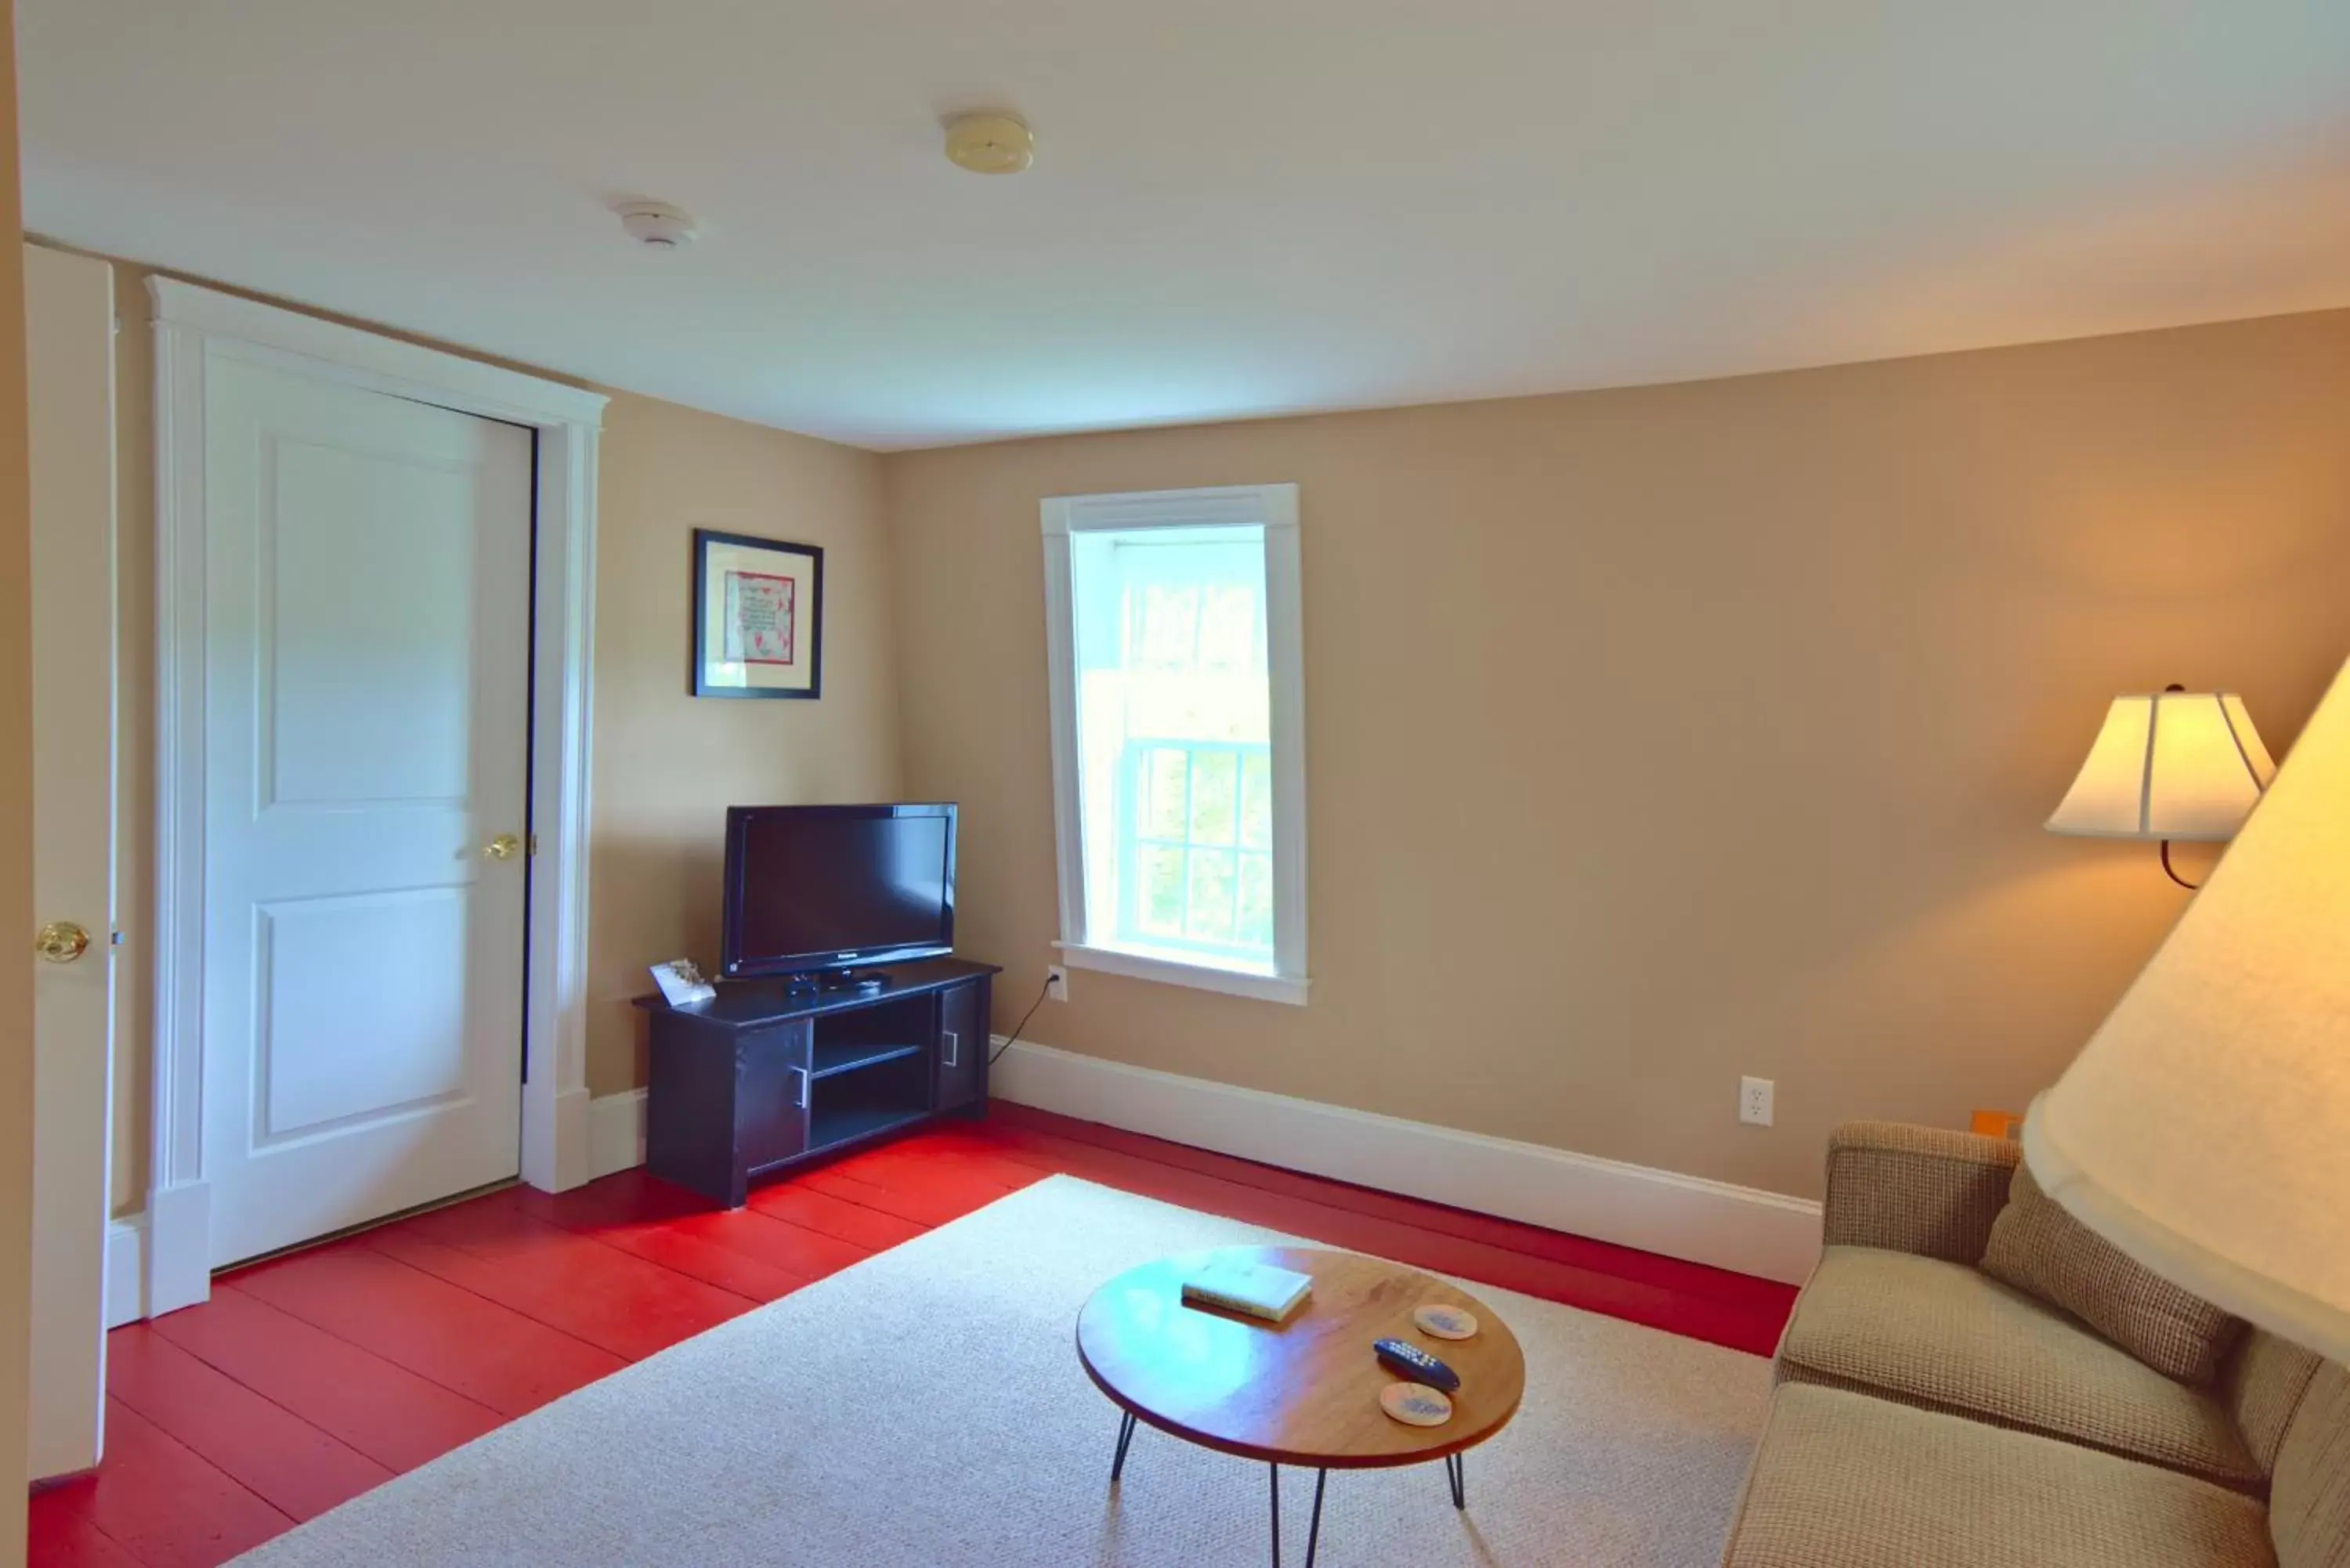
[[1040, 485, 1307, 1004]]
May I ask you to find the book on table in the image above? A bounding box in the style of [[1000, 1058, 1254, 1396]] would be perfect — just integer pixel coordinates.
[[1180, 1259, 1314, 1323]]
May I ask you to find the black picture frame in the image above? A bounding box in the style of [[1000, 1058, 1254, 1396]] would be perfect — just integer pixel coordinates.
[[691, 527, 825, 699]]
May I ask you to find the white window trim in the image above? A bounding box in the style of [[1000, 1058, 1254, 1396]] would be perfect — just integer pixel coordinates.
[[1039, 483, 1309, 1006]]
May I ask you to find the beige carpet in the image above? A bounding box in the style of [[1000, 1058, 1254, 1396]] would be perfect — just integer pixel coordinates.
[[235, 1176, 1770, 1566]]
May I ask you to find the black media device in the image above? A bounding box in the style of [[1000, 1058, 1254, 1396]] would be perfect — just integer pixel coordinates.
[[719, 803, 958, 988], [1373, 1338, 1460, 1392]]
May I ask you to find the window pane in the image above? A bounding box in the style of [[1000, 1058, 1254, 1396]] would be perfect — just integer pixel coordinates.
[[1238, 854, 1274, 950], [1187, 851, 1238, 943], [1143, 747, 1188, 840], [1138, 847, 1185, 936], [1136, 583, 1198, 668], [1198, 583, 1258, 672], [1189, 750, 1238, 844], [1239, 751, 1273, 849], [1062, 511, 1287, 969]]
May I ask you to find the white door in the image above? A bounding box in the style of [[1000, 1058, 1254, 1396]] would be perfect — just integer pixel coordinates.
[[201, 356, 532, 1267], [26, 243, 118, 1478]]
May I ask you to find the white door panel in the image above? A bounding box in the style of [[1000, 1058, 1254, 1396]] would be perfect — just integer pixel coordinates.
[[263, 437, 478, 807], [255, 887, 472, 1140], [26, 243, 118, 1479], [203, 358, 530, 1267]]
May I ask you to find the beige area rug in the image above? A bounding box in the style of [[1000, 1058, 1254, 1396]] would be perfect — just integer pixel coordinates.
[[236, 1176, 1770, 1566]]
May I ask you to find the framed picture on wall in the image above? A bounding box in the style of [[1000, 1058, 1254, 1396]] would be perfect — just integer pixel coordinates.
[[692, 528, 824, 699]]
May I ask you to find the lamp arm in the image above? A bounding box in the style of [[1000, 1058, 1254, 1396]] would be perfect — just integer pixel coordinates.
[[2159, 840, 2201, 891]]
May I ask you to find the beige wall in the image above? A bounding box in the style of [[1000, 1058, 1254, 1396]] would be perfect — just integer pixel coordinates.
[[585, 393, 898, 1093], [94, 264, 897, 1208], [882, 307, 2350, 1201], [0, 0, 36, 1548]]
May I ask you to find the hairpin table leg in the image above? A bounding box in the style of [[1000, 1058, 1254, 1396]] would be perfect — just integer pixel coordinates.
[[1109, 1411, 1137, 1486], [1444, 1451, 1466, 1509], [1269, 1463, 1281, 1567]]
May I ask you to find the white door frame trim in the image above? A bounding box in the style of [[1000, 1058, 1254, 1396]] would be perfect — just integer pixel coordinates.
[[146, 278, 606, 1315]]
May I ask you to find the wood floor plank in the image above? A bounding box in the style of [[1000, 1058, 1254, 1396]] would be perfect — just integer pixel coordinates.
[[655, 1207, 878, 1280], [360, 1222, 756, 1362], [54, 1400, 293, 1568], [829, 1136, 1051, 1195], [744, 1182, 928, 1249], [106, 1326, 393, 1522], [499, 1187, 815, 1300], [797, 1165, 1024, 1228], [222, 1244, 625, 1417], [575, 1221, 814, 1302], [506, 1167, 711, 1233], [148, 1283, 504, 1473], [25, 1499, 144, 1568], [512, 1173, 877, 1282]]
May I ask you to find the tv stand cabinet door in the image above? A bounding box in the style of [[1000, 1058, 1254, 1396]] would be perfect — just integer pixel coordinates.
[[935, 977, 989, 1114], [738, 1021, 814, 1177], [645, 1013, 808, 1208]]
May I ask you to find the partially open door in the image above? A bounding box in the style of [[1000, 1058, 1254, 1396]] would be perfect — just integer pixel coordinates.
[[25, 240, 118, 1479]]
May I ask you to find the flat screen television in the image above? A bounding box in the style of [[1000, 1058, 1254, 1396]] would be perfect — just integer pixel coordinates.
[[720, 803, 957, 980]]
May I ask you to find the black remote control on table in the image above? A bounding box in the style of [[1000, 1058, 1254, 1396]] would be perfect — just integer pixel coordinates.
[[1373, 1338, 1460, 1392]]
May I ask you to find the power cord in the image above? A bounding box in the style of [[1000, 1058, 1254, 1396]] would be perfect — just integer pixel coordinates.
[[988, 974, 1054, 1067]]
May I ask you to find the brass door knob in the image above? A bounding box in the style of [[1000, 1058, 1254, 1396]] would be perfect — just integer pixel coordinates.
[[483, 833, 522, 862], [34, 920, 91, 963]]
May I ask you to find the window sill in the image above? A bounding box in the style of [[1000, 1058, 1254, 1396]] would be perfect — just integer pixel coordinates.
[[1053, 943, 1310, 1006]]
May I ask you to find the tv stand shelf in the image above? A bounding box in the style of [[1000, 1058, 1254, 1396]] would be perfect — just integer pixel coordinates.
[[641, 956, 1000, 1207], [811, 1039, 924, 1078], [810, 1103, 931, 1151]]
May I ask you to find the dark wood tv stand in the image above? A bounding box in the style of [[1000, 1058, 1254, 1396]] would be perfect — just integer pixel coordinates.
[[642, 956, 1000, 1207]]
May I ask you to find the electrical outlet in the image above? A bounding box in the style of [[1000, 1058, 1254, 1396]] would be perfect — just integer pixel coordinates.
[[1045, 964, 1070, 1003], [1740, 1075, 1775, 1127]]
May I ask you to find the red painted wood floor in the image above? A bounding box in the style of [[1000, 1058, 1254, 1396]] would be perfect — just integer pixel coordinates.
[[29, 1103, 1795, 1567]]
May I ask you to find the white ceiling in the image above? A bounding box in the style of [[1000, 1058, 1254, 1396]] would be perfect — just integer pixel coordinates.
[[21, 2, 2350, 450]]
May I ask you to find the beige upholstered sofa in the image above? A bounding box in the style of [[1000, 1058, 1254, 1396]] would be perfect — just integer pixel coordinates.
[[1719, 1122, 2349, 1567]]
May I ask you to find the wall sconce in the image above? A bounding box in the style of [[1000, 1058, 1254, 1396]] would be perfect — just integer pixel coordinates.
[[2026, 655, 2350, 1363], [2045, 685, 2274, 888]]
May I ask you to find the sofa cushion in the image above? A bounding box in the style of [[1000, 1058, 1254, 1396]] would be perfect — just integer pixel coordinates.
[[1981, 1160, 2245, 1385], [1778, 1245, 2261, 1490], [2232, 1331, 2327, 1478], [1822, 1121, 2019, 1264], [2272, 1361, 2350, 1568], [1721, 1382, 2276, 1568]]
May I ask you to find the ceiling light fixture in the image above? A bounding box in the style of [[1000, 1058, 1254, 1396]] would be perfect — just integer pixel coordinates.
[[616, 201, 699, 249], [943, 112, 1034, 175]]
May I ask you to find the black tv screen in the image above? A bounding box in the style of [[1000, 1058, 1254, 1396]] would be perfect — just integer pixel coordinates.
[[721, 804, 957, 978]]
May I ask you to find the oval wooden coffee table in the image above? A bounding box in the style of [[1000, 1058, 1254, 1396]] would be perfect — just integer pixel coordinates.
[[1076, 1245, 1525, 1566]]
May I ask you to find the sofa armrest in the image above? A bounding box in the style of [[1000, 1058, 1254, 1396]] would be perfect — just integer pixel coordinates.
[[1822, 1121, 2019, 1265]]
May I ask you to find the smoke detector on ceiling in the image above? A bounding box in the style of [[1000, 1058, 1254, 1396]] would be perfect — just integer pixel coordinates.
[[943, 112, 1034, 175], [616, 201, 699, 249]]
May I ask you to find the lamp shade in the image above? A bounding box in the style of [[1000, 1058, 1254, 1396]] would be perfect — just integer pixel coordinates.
[[2025, 656, 2350, 1363], [2044, 690, 2275, 840]]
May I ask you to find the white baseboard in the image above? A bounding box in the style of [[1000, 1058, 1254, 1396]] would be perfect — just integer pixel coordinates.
[[540, 1083, 596, 1193], [989, 1039, 1823, 1284], [145, 1179, 213, 1317], [588, 1088, 649, 1180], [104, 1216, 146, 1329]]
